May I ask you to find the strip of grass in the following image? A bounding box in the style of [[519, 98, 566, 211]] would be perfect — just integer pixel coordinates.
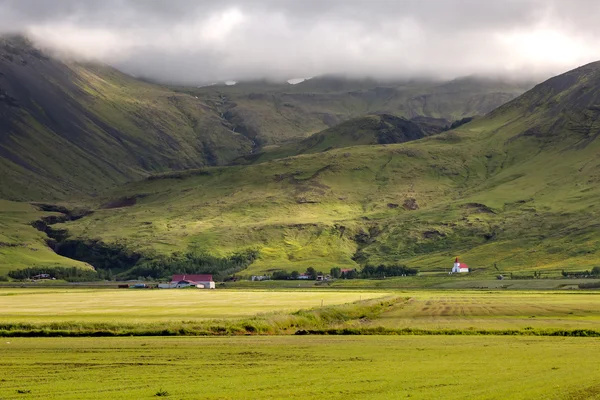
[[0, 336, 598, 399], [2, 292, 600, 337]]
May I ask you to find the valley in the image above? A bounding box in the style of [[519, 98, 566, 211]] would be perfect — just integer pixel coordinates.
[[2, 4, 600, 400], [1, 37, 600, 282]]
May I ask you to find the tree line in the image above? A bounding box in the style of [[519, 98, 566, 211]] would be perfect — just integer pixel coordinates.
[[271, 264, 418, 280]]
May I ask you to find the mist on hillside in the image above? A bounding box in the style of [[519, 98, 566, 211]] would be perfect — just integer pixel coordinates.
[[1, 0, 600, 85]]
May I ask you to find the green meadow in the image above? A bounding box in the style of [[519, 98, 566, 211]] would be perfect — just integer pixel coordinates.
[[1, 289, 600, 399], [0, 289, 383, 323], [1, 289, 600, 336], [1, 336, 599, 399]]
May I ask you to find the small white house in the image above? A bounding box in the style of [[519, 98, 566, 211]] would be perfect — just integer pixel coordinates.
[[451, 257, 470, 273]]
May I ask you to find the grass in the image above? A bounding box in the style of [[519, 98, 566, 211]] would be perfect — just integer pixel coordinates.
[[0, 336, 599, 399], [1, 289, 600, 336], [367, 291, 600, 330], [0, 200, 90, 274], [0, 289, 386, 323]]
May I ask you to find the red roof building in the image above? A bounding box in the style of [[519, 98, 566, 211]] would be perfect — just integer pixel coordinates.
[[452, 257, 470, 273], [171, 274, 213, 283]]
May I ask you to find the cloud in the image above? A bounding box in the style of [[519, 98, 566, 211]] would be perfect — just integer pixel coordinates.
[[1, 0, 599, 84]]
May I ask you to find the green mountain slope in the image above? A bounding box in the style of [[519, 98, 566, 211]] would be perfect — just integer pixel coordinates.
[[46, 61, 600, 277], [0, 200, 92, 275], [237, 114, 446, 164], [0, 36, 531, 202], [0, 36, 253, 201], [186, 76, 532, 146]]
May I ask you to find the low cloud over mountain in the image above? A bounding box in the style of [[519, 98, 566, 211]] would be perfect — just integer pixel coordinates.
[[1, 0, 600, 84]]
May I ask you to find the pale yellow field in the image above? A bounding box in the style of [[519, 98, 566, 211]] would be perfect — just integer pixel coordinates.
[[0, 289, 386, 323], [369, 291, 600, 329]]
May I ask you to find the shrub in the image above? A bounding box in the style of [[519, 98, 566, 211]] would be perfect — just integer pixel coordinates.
[[125, 249, 259, 281], [154, 388, 170, 397], [360, 264, 418, 278], [272, 270, 290, 280], [8, 267, 99, 282], [578, 282, 600, 289]]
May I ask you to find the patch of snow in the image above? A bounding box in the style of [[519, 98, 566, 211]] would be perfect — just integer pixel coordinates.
[[287, 77, 313, 85], [225, 80, 237, 86]]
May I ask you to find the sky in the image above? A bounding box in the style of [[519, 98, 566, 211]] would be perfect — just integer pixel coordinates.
[[1, 0, 599, 84]]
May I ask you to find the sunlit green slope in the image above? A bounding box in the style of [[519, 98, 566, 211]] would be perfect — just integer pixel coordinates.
[[54, 61, 600, 276]]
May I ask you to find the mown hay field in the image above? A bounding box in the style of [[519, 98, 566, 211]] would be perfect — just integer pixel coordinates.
[[367, 291, 600, 330], [2, 289, 600, 331], [0, 289, 384, 323], [1, 336, 599, 399]]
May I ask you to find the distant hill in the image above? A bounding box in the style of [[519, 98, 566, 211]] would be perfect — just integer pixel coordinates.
[[35, 61, 600, 278], [183, 75, 533, 146], [236, 114, 446, 164], [0, 36, 253, 201]]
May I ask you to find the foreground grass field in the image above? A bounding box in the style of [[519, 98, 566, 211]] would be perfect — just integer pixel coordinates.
[[1, 336, 599, 399]]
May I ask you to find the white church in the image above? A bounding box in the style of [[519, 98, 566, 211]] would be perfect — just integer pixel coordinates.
[[451, 257, 470, 273]]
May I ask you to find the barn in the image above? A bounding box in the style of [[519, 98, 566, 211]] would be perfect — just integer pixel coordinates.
[[158, 274, 215, 289], [451, 257, 470, 273]]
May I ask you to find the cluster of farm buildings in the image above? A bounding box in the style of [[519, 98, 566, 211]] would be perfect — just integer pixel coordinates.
[[121, 274, 216, 289]]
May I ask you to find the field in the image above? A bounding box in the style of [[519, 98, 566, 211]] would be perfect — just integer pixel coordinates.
[[0, 289, 384, 323], [1, 289, 600, 398], [2, 288, 600, 335], [1, 336, 599, 399], [369, 291, 600, 330]]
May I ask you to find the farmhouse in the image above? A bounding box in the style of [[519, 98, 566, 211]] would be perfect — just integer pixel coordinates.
[[451, 257, 470, 273], [158, 274, 215, 289]]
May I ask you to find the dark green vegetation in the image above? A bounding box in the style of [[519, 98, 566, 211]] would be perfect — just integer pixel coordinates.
[[2, 336, 599, 399]]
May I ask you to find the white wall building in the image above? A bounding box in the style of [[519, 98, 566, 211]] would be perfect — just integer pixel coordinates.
[[451, 257, 470, 273]]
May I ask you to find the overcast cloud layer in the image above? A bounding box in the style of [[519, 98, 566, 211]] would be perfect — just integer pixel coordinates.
[[1, 0, 599, 84]]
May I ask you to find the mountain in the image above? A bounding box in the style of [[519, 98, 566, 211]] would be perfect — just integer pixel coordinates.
[[182, 75, 533, 146], [38, 61, 600, 278], [0, 36, 532, 202], [0, 36, 253, 201], [236, 114, 447, 164]]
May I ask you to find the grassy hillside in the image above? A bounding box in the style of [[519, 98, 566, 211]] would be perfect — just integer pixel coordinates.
[[185, 75, 532, 146], [46, 61, 600, 277], [236, 114, 445, 164], [0, 36, 253, 201], [0, 200, 92, 274], [0, 36, 530, 202]]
